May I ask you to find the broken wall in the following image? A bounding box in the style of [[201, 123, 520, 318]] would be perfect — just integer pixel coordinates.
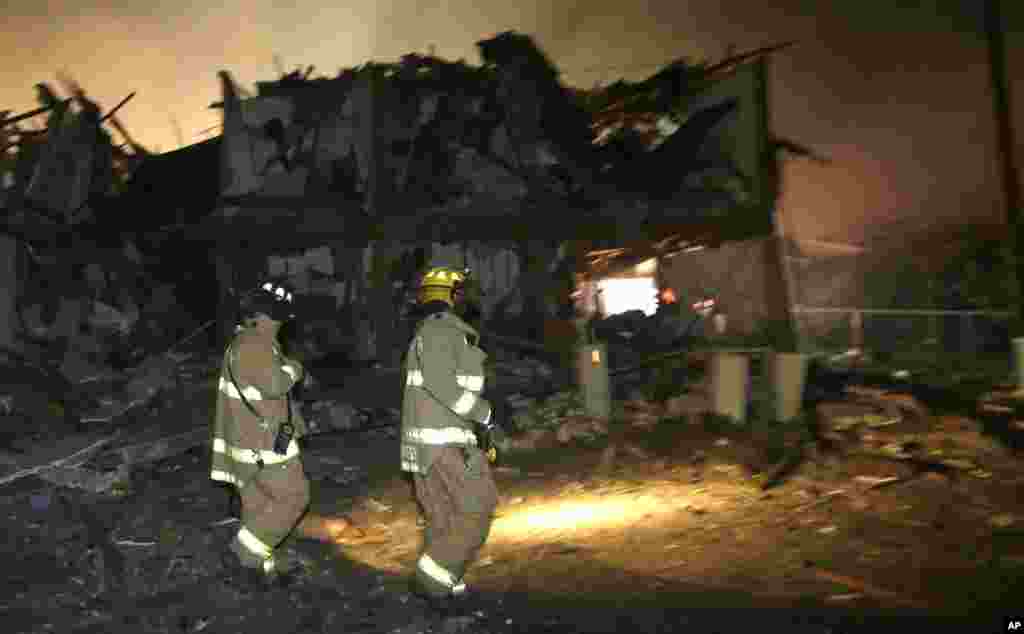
[[659, 236, 776, 337], [265, 240, 521, 319], [788, 249, 865, 350]]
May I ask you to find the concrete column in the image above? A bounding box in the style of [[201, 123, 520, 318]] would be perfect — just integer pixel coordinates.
[[710, 352, 748, 424], [850, 310, 863, 349], [767, 351, 808, 422], [576, 343, 611, 420]]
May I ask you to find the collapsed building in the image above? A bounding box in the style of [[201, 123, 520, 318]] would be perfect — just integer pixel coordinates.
[[0, 31, 820, 490], [179, 32, 808, 373]]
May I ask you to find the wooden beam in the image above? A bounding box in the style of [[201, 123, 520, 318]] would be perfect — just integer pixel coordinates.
[[99, 92, 135, 123], [0, 99, 72, 128]]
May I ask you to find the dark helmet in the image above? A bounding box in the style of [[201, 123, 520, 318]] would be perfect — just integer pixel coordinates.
[[238, 279, 297, 323]]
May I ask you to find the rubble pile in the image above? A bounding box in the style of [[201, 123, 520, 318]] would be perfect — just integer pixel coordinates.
[[814, 386, 1008, 480], [489, 357, 557, 395]]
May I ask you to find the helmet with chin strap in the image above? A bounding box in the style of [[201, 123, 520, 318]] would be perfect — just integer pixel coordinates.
[[238, 279, 297, 323]]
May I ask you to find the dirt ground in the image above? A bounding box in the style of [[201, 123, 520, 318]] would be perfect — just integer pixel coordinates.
[[1, 386, 1022, 633]]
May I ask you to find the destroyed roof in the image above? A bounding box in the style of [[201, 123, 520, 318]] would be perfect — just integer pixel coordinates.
[[182, 32, 810, 253]]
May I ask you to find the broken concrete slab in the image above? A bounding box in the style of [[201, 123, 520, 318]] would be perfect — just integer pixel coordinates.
[[79, 352, 189, 424], [0, 431, 120, 487]]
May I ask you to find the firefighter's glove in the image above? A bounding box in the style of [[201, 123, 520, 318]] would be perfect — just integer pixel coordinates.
[[273, 422, 296, 455], [474, 421, 503, 465]]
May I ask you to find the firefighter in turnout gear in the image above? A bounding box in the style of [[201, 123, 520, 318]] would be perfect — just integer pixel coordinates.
[[401, 266, 500, 608], [212, 280, 310, 586]]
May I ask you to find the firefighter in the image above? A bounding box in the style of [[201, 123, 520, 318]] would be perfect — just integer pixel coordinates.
[[401, 266, 500, 608], [212, 279, 310, 587]]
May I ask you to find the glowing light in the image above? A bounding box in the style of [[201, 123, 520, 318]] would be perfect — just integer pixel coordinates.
[[597, 277, 658, 316], [497, 499, 633, 533], [332, 482, 728, 578], [299, 513, 364, 545], [491, 488, 698, 541], [634, 258, 657, 275]]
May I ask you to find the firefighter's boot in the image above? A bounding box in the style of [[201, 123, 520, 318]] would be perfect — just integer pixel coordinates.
[[409, 576, 471, 617], [221, 537, 295, 590]]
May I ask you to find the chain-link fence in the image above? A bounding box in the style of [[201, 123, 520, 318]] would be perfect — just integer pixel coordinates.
[[793, 307, 1013, 356]]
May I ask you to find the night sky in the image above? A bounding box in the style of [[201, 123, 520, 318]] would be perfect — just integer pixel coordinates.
[[2, 0, 1022, 244]]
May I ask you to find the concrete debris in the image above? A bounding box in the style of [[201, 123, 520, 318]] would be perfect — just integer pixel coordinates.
[[79, 353, 188, 424], [0, 431, 120, 487], [664, 393, 711, 421], [815, 394, 1011, 482], [34, 464, 129, 494], [844, 386, 929, 422]]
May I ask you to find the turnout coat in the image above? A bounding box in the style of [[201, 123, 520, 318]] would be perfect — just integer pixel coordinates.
[[210, 325, 307, 488], [400, 310, 492, 475]]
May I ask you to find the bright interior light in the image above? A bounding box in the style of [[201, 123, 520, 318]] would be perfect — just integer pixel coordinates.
[[597, 277, 658, 317], [634, 258, 657, 275]]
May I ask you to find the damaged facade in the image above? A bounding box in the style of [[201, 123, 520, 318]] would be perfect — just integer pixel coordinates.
[[0, 30, 809, 493], [187, 32, 799, 369]]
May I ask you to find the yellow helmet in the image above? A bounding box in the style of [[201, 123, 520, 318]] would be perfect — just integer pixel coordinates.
[[418, 266, 468, 306]]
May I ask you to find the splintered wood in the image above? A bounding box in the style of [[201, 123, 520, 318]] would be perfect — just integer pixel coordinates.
[[0, 432, 119, 487]]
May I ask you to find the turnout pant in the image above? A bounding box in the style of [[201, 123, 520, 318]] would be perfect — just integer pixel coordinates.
[[413, 445, 499, 597], [232, 457, 311, 573]]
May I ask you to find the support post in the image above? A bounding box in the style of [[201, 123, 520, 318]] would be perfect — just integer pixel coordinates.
[[710, 352, 748, 424], [576, 342, 611, 420], [767, 351, 807, 422]]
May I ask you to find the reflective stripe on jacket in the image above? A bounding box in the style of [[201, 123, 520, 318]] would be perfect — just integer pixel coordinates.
[[210, 324, 307, 487], [400, 310, 491, 474]]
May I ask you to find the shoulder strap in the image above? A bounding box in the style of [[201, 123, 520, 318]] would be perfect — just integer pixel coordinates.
[[224, 341, 291, 425]]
